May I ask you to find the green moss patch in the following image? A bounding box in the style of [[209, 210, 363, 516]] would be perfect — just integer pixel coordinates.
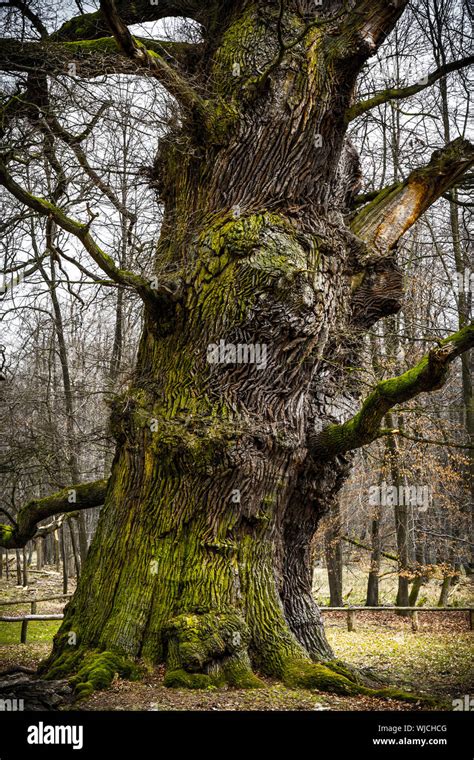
[[282, 658, 438, 705]]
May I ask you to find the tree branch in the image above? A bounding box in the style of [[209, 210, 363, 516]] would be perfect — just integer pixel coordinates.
[[331, 0, 410, 61], [347, 55, 474, 122], [99, 0, 205, 113], [415, 528, 474, 548], [350, 141, 473, 327], [0, 158, 156, 298], [4, 0, 49, 38], [0, 36, 201, 81], [351, 137, 474, 263], [341, 535, 398, 563], [41, 109, 136, 223], [0, 159, 183, 312], [378, 430, 474, 450], [309, 325, 474, 459], [0, 479, 109, 549], [53, 0, 216, 42]]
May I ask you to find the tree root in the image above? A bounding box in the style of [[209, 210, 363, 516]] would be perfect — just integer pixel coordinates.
[[36, 646, 442, 705], [0, 672, 73, 710], [163, 610, 265, 689], [37, 619, 440, 706], [40, 648, 140, 701], [282, 658, 440, 705]]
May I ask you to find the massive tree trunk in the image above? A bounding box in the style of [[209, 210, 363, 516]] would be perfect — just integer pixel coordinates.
[[1, 0, 473, 696], [39, 1, 378, 690]]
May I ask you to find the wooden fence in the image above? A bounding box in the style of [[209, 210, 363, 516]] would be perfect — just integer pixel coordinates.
[[0, 594, 71, 643], [0, 598, 472, 642], [321, 606, 474, 632]]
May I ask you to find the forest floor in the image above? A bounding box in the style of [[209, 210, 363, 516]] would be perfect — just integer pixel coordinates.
[[0, 569, 472, 711]]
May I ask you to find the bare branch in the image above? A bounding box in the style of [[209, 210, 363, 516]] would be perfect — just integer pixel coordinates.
[[377, 430, 474, 450], [0, 158, 156, 298], [41, 111, 136, 223], [0, 161, 180, 308], [347, 56, 474, 122], [415, 529, 474, 548], [341, 535, 398, 563], [53, 0, 216, 41], [0, 36, 201, 81], [4, 0, 49, 38]]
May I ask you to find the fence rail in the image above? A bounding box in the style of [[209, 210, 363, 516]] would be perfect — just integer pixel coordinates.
[[320, 606, 474, 632], [0, 594, 71, 643], [0, 603, 472, 642], [0, 614, 64, 643], [0, 594, 72, 610]]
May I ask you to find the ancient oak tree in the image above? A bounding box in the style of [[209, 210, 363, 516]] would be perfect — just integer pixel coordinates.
[[0, 0, 473, 696]]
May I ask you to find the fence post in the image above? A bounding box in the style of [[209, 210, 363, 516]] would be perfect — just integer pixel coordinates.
[[411, 610, 419, 632], [347, 608, 355, 632], [20, 618, 28, 644], [31, 600, 37, 614], [470, 609, 474, 631]]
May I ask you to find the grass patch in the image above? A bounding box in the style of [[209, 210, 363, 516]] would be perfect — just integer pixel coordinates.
[[0, 620, 61, 645], [325, 622, 473, 695]]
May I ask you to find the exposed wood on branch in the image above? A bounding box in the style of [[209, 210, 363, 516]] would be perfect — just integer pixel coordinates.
[[350, 139, 474, 326], [331, 0, 410, 60], [351, 138, 474, 261]]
